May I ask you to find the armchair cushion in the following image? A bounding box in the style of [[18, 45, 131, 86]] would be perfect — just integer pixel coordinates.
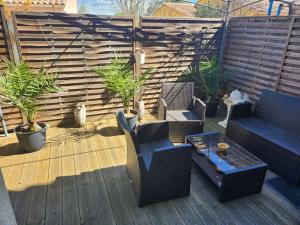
[[140, 139, 173, 170], [166, 110, 200, 121]]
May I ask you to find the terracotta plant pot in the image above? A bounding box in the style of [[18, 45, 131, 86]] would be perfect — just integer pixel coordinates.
[[15, 122, 47, 152]]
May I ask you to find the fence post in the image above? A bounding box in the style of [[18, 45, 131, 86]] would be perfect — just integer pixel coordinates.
[[133, 17, 142, 109], [5, 12, 27, 124], [274, 16, 295, 92]]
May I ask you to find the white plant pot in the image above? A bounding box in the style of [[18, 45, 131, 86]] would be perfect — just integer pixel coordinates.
[[135, 100, 145, 120]]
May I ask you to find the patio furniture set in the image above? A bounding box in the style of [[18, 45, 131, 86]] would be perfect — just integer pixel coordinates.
[[118, 82, 300, 207]]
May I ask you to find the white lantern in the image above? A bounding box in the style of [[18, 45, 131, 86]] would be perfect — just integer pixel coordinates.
[[135, 48, 145, 65]]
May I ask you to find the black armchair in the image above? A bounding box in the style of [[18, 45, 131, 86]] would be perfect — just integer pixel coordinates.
[[116, 111, 193, 206], [158, 82, 206, 142]]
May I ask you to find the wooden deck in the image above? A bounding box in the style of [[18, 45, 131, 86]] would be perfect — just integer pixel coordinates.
[[0, 112, 299, 225]]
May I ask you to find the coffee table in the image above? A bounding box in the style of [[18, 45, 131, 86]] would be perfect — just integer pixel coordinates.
[[186, 132, 268, 202]]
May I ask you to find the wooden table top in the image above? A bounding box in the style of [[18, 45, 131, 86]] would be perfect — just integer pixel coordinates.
[[186, 132, 265, 171]]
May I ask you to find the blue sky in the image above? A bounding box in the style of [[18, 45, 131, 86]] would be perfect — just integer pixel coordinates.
[[77, 0, 198, 15], [77, 0, 114, 15]]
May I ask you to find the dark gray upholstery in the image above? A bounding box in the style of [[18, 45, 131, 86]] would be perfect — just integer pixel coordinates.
[[117, 111, 193, 206], [226, 90, 300, 185], [158, 82, 206, 142]]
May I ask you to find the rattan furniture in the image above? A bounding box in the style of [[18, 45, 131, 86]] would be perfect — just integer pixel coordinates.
[[186, 132, 268, 202], [158, 82, 206, 142], [116, 111, 193, 206], [226, 90, 300, 185]]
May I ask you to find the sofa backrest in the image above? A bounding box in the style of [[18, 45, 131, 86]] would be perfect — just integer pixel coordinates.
[[254, 90, 300, 134], [162, 82, 194, 110]]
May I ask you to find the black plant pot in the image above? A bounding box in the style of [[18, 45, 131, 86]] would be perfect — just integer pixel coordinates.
[[205, 99, 220, 117], [15, 122, 47, 152], [116, 109, 139, 134]]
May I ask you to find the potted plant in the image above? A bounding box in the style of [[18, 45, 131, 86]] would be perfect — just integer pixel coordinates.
[[95, 55, 151, 132], [0, 59, 63, 152], [182, 57, 229, 117]]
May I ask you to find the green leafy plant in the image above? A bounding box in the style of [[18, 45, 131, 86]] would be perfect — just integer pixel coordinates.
[[182, 57, 229, 102], [95, 56, 151, 113], [0, 59, 63, 131]]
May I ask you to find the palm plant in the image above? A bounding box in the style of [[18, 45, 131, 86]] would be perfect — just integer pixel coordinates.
[[182, 57, 229, 102], [95, 56, 151, 113], [0, 59, 63, 132]]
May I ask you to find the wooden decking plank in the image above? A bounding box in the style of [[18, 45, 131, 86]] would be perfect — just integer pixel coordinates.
[[45, 127, 63, 225], [72, 129, 100, 225], [26, 128, 52, 225], [13, 150, 39, 225], [2, 145, 27, 205], [82, 131, 117, 225], [245, 189, 300, 225], [94, 133, 134, 225], [191, 168, 261, 225], [170, 198, 206, 225], [61, 128, 80, 225], [188, 181, 226, 225]]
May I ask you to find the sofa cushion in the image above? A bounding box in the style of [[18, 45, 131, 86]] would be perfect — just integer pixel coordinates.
[[254, 90, 300, 134], [140, 139, 173, 170], [231, 117, 300, 156], [166, 110, 200, 121]]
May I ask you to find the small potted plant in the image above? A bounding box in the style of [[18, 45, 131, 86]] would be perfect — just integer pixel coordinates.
[[95, 55, 151, 132], [182, 57, 229, 117], [0, 59, 63, 152]]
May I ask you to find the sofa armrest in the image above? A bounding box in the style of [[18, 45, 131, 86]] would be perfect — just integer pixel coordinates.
[[193, 97, 206, 121], [136, 121, 169, 144], [229, 102, 253, 120], [149, 144, 192, 171], [158, 97, 167, 120]]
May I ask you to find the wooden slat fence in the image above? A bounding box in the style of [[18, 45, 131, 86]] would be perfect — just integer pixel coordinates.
[[139, 17, 224, 112], [13, 12, 134, 126], [277, 17, 300, 96], [223, 16, 300, 99], [0, 7, 23, 132]]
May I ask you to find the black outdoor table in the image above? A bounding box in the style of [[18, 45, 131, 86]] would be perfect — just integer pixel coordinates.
[[186, 132, 268, 202]]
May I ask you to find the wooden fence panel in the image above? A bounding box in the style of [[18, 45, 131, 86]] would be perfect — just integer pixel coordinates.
[[139, 17, 224, 112], [277, 16, 300, 97], [223, 16, 294, 100], [0, 7, 23, 132], [14, 12, 134, 126]]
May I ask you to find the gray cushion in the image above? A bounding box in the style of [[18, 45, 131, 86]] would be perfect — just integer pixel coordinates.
[[140, 139, 173, 170], [166, 110, 200, 121], [232, 117, 300, 156]]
